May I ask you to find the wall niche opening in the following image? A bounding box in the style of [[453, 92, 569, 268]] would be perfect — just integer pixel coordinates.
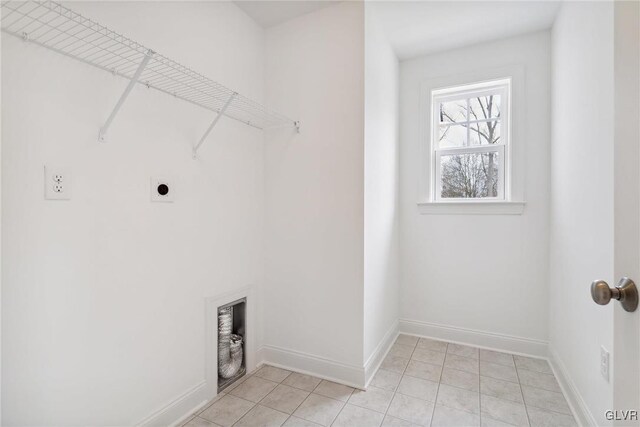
[[217, 297, 246, 393]]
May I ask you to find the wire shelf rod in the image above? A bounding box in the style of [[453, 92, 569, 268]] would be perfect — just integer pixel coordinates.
[[1, 0, 298, 135]]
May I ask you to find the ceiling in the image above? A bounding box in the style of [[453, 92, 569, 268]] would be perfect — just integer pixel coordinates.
[[370, 1, 561, 60], [234, 1, 561, 59], [235, 1, 339, 28]]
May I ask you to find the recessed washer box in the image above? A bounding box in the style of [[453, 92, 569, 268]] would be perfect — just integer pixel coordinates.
[[151, 177, 174, 202]]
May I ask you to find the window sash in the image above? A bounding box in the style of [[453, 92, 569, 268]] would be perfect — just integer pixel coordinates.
[[434, 145, 505, 201], [431, 81, 510, 202]]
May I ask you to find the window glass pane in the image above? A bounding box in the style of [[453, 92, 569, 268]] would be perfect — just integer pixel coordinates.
[[470, 121, 501, 145], [439, 99, 467, 123], [441, 151, 500, 198], [468, 95, 501, 120], [439, 124, 467, 148]]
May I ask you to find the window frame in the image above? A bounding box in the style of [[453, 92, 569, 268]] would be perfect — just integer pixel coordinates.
[[430, 79, 511, 203]]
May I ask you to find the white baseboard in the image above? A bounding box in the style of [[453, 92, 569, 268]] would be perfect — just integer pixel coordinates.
[[258, 344, 365, 389], [399, 318, 548, 357], [137, 381, 208, 427], [364, 321, 399, 388], [548, 345, 596, 427]]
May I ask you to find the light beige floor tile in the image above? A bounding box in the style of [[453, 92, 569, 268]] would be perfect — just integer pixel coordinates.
[[197, 392, 227, 416], [447, 343, 479, 360], [411, 348, 446, 366], [292, 393, 344, 426], [513, 356, 552, 374], [282, 416, 322, 426], [235, 404, 289, 427], [397, 375, 438, 402], [527, 406, 577, 427], [332, 404, 384, 427], [381, 415, 419, 426], [348, 386, 394, 413], [381, 355, 410, 374], [184, 417, 218, 427], [444, 354, 479, 374], [313, 380, 354, 402], [386, 393, 435, 426], [225, 374, 250, 393], [440, 368, 479, 392], [517, 369, 561, 393], [417, 338, 448, 353], [480, 376, 523, 403], [396, 335, 419, 347], [255, 366, 292, 383], [479, 350, 515, 367], [371, 369, 402, 391], [521, 385, 571, 415], [480, 361, 518, 383], [282, 373, 322, 392], [431, 404, 480, 427], [231, 376, 279, 403], [260, 384, 310, 414], [480, 394, 528, 427], [404, 360, 442, 382], [481, 416, 517, 427], [389, 343, 416, 359], [199, 394, 255, 427], [436, 384, 480, 415], [180, 415, 196, 427]]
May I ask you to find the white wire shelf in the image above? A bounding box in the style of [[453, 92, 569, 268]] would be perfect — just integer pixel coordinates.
[[1, 0, 299, 155]]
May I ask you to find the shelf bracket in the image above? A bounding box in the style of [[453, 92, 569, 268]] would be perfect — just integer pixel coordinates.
[[192, 92, 237, 159], [98, 49, 154, 142]]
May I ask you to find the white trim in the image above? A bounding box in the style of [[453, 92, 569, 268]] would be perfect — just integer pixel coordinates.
[[417, 200, 525, 215], [399, 318, 547, 357], [137, 381, 208, 427], [419, 65, 526, 208], [364, 321, 399, 388], [548, 345, 597, 427], [432, 81, 510, 202], [140, 286, 256, 426], [258, 344, 365, 389], [205, 286, 256, 397]]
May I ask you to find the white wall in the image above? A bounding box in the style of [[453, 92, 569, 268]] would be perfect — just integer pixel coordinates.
[[363, 5, 400, 372], [2, 2, 265, 425], [613, 0, 640, 420], [549, 2, 614, 425], [399, 32, 551, 352], [263, 2, 366, 383]]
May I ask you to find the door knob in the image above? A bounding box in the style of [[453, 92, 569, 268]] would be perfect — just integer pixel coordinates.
[[591, 277, 638, 312]]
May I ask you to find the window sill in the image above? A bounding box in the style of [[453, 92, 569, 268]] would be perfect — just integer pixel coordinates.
[[417, 201, 525, 215]]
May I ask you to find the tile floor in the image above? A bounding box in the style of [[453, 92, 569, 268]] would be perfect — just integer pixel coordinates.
[[181, 335, 577, 427]]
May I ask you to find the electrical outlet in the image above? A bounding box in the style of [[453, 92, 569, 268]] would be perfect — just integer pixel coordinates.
[[45, 166, 71, 200], [601, 346, 610, 382]]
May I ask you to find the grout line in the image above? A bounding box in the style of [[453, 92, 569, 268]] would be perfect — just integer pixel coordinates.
[[477, 348, 482, 427], [428, 341, 448, 427], [244, 344, 573, 427], [514, 362, 532, 427], [261, 366, 317, 427], [382, 336, 418, 425], [195, 415, 222, 427]]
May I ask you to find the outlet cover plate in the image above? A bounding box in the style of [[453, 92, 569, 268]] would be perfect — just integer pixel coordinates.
[[601, 346, 610, 382], [44, 165, 71, 200], [151, 177, 174, 202]]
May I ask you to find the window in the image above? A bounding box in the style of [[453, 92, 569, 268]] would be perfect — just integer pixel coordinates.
[[431, 79, 510, 201]]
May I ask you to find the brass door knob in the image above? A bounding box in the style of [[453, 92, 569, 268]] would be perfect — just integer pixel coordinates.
[[591, 277, 638, 312]]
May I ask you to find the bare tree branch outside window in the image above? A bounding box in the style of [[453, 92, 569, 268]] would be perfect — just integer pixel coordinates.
[[438, 95, 501, 198]]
